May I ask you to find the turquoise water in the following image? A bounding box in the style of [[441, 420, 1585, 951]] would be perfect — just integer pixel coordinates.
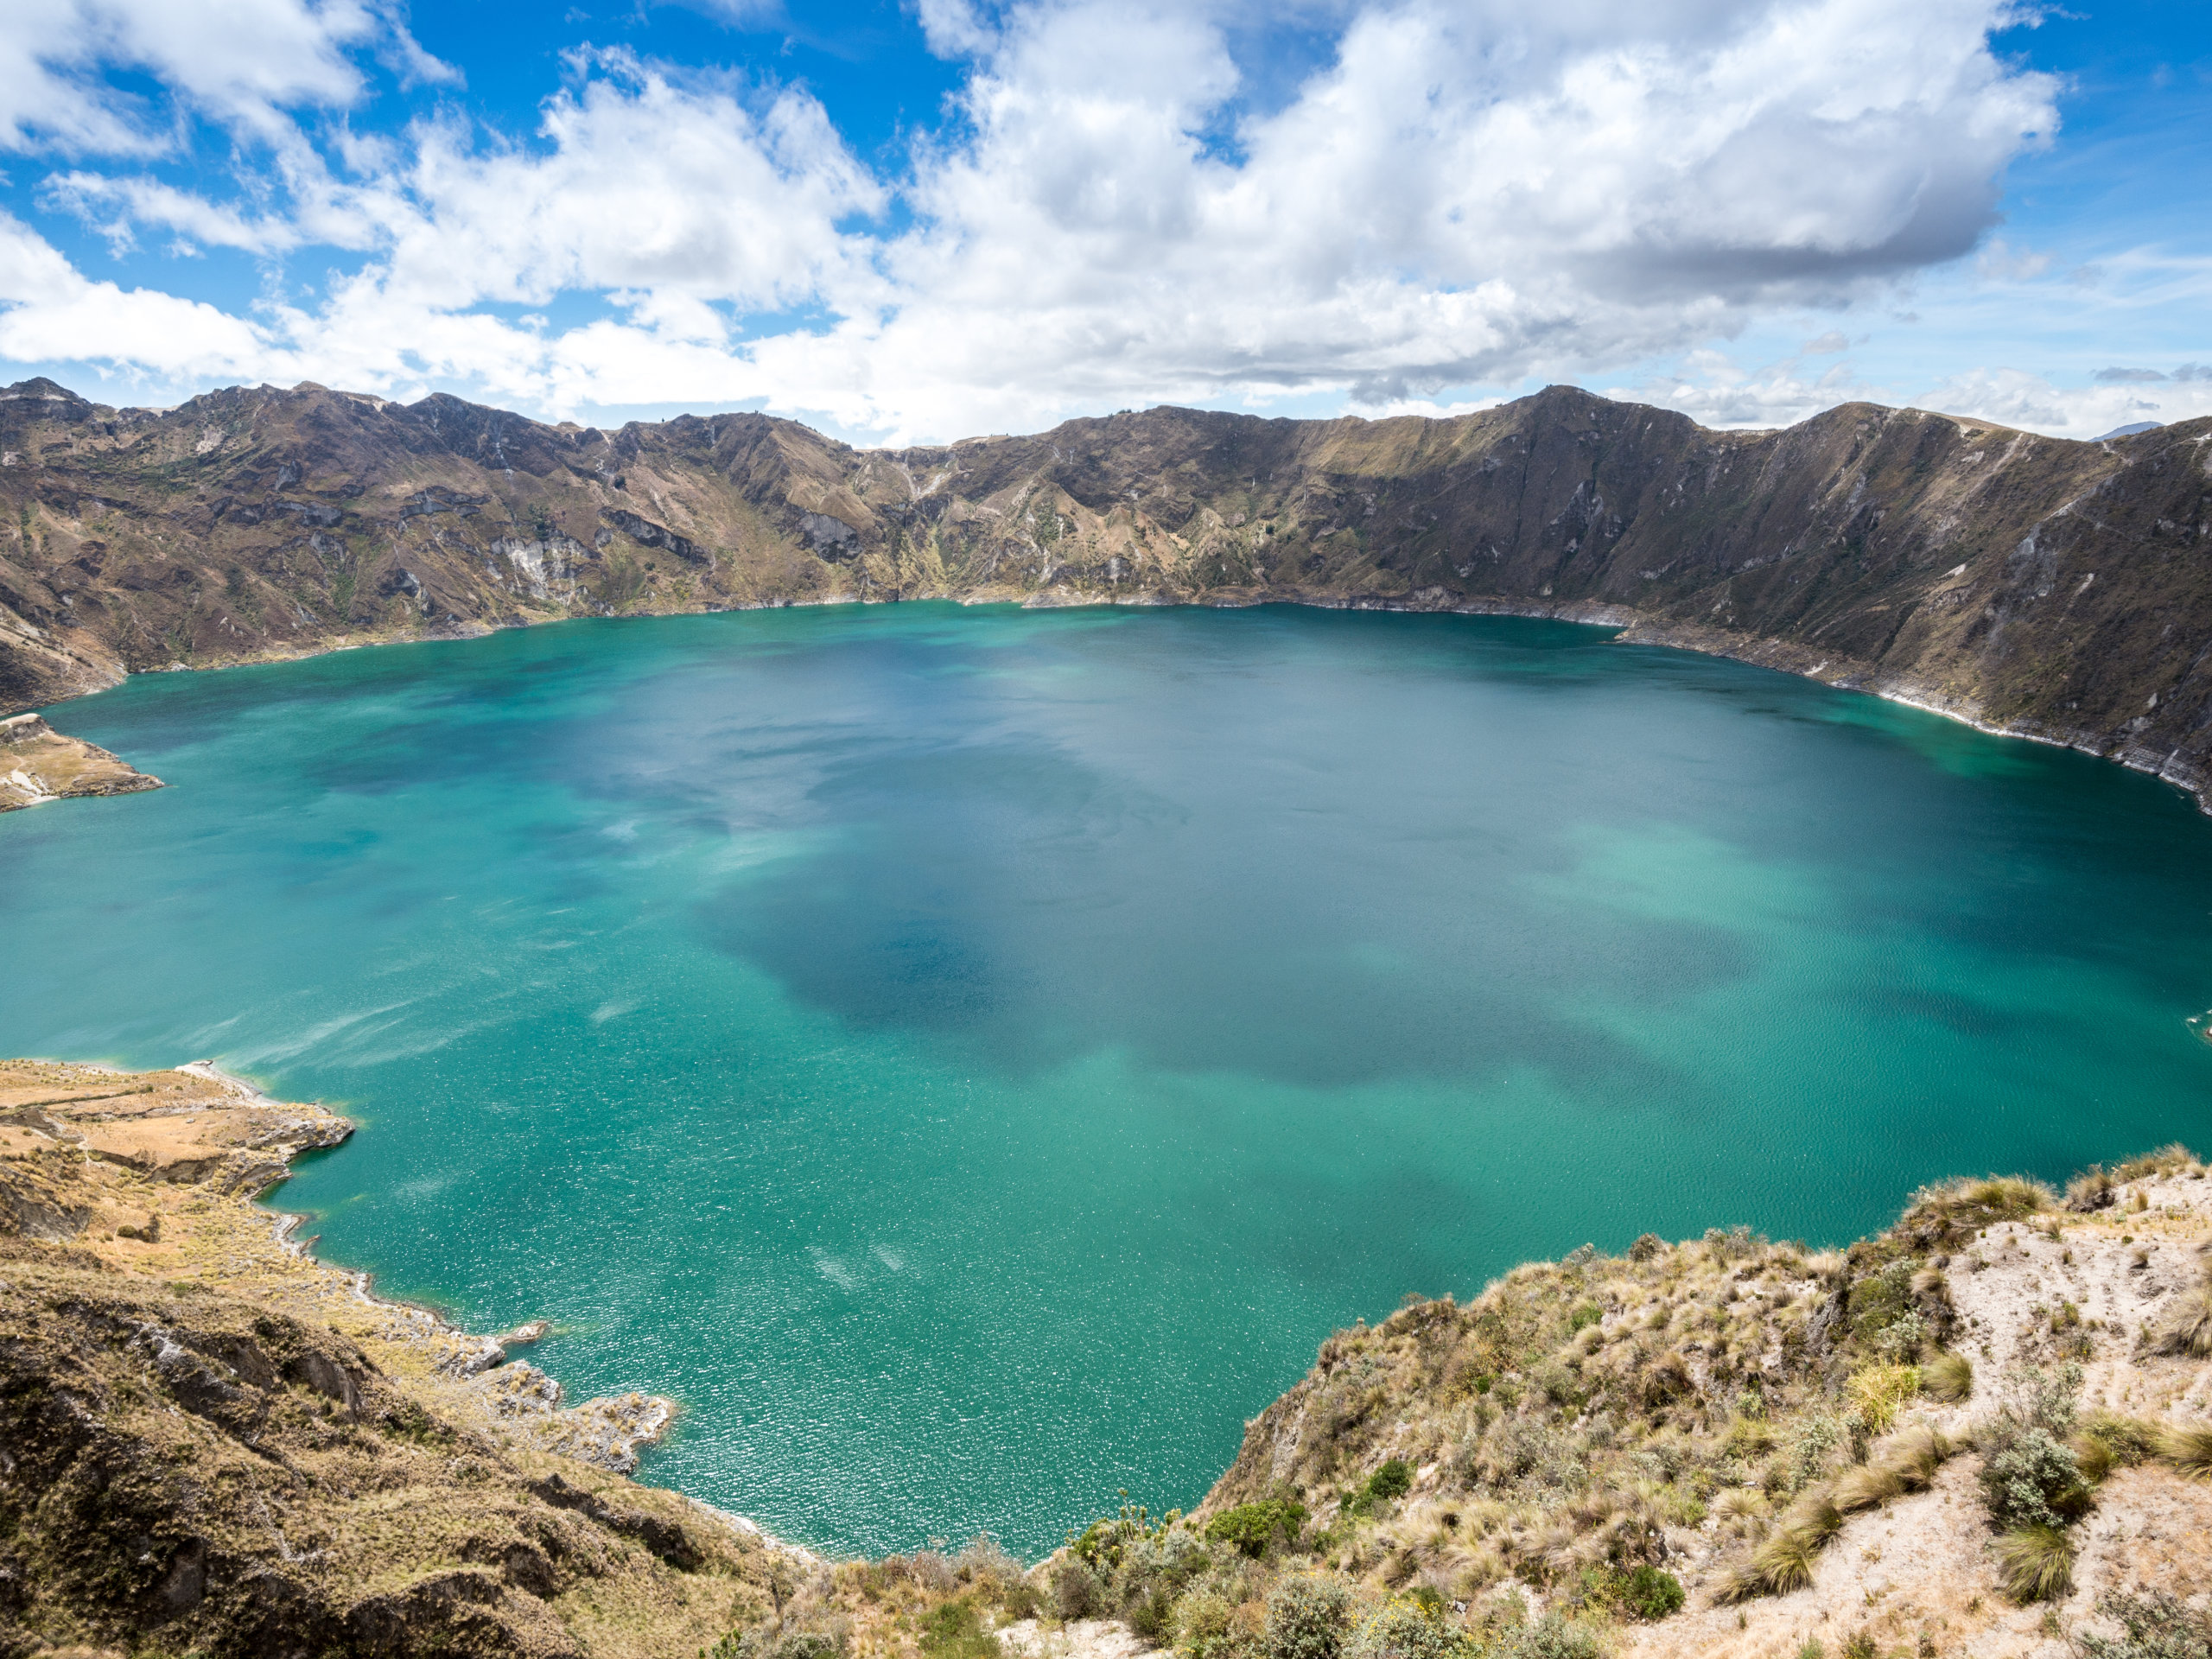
[[5, 603, 2211, 1554]]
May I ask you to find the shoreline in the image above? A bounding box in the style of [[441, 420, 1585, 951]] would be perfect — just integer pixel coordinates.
[[0, 1051, 821, 1560], [6, 1050, 2211, 1656], [32, 584, 2212, 820]]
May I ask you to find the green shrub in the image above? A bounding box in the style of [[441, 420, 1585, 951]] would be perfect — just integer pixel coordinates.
[[1207, 1500, 1308, 1556], [920, 1601, 999, 1659], [1618, 1566, 1684, 1620], [1050, 1559, 1100, 1619], [1495, 1611, 1602, 1659], [1366, 1460, 1413, 1502], [1176, 1589, 1238, 1659], [711, 1629, 849, 1659], [1980, 1427, 2088, 1532], [1345, 1599, 1465, 1659], [2075, 1589, 2212, 1659], [1127, 1585, 1178, 1643], [1264, 1575, 1352, 1659], [1567, 1304, 1604, 1334], [1344, 1459, 1415, 1518]]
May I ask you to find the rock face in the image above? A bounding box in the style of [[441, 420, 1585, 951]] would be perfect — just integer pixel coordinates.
[[3, 376, 2211, 804], [0, 709, 161, 810]]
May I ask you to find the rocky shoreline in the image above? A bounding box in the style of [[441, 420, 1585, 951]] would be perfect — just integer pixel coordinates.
[[4, 1044, 2210, 1657], [0, 1054, 682, 1477], [0, 710, 162, 811]]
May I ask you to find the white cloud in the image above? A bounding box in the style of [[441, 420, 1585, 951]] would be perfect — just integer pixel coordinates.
[[0, 0, 432, 156], [0, 212, 273, 377], [1917, 365, 2212, 438], [1974, 236, 2051, 282], [0, 0, 2075, 442]]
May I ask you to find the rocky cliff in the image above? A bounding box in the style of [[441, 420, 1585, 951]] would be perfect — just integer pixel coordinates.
[[2, 377, 2209, 804]]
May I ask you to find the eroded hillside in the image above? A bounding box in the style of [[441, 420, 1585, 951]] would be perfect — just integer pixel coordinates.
[[4, 379, 2212, 805]]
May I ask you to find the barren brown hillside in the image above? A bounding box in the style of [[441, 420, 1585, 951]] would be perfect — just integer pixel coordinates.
[[4, 379, 2211, 808]]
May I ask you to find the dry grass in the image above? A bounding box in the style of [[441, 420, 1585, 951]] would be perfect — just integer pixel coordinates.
[[1989, 1525, 2074, 1604], [1845, 1363, 1918, 1433], [1920, 1349, 1973, 1402], [2112, 1143, 2201, 1181], [2157, 1423, 2212, 1480], [1900, 1173, 2051, 1243], [2152, 1280, 2212, 1358]]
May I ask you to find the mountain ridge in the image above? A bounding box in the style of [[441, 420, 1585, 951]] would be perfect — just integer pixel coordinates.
[[3, 378, 2209, 805]]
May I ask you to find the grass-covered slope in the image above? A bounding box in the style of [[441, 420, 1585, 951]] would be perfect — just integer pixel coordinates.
[[1003, 1155, 2212, 1659], [7, 377, 2212, 810], [5, 1052, 2209, 1659]]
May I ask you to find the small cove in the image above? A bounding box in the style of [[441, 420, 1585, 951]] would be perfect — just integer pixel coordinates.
[[3, 601, 2209, 1555]]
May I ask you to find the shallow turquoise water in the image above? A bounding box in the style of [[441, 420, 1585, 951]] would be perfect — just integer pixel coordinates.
[[6, 603, 2211, 1554]]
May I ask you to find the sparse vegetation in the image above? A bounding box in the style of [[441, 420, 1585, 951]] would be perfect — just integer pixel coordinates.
[[2076, 1589, 2212, 1659], [2158, 1422, 2212, 1481], [7, 1061, 2209, 1659]]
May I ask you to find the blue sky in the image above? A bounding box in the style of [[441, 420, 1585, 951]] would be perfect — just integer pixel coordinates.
[[0, 0, 2204, 442]]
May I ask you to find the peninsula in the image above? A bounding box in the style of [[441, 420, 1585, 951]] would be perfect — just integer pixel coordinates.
[[0, 711, 160, 810]]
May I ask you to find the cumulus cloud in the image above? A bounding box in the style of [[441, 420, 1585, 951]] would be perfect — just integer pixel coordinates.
[[0, 0, 2068, 441], [0, 0, 435, 156], [0, 212, 273, 377]]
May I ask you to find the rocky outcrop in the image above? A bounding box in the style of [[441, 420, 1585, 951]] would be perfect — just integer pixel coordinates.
[[0, 1054, 792, 1659], [0, 709, 161, 810], [4, 378, 2212, 807]]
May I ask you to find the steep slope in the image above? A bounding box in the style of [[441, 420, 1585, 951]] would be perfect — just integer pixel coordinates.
[[7, 1053, 2209, 1658], [3, 377, 2211, 806], [1050, 1154, 2212, 1659], [0, 1058, 804, 1659]]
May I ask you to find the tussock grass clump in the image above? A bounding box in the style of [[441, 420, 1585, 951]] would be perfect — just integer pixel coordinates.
[[2112, 1143, 2198, 1182], [1745, 1527, 1820, 1596], [1921, 1349, 1974, 1403], [1902, 1174, 2051, 1242], [1845, 1363, 1919, 1433], [1830, 1461, 1903, 1511], [2079, 1412, 2158, 1469], [1831, 1426, 1955, 1516], [1990, 1524, 2075, 1604], [2066, 1166, 2116, 1212], [2156, 1422, 2212, 1480], [1713, 1487, 1770, 1535], [2151, 1279, 2212, 1358]]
